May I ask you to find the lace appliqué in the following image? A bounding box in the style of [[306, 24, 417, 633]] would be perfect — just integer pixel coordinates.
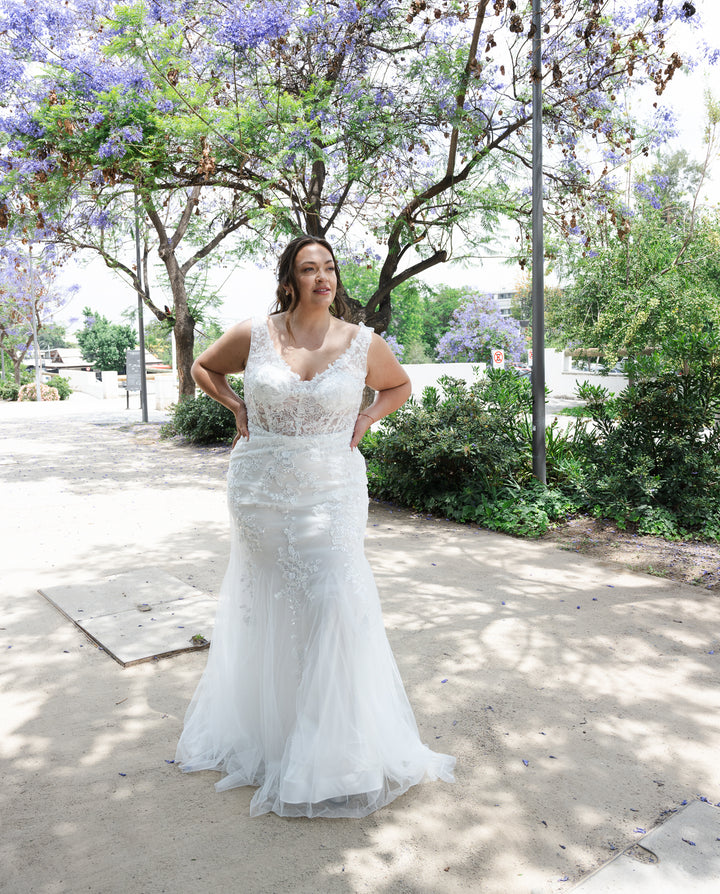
[[225, 316, 374, 667], [244, 317, 372, 437], [276, 515, 321, 603]]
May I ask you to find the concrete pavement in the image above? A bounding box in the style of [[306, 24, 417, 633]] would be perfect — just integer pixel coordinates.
[[1, 393, 719, 894]]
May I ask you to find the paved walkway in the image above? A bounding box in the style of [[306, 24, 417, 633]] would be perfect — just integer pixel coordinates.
[[1, 394, 719, 894]]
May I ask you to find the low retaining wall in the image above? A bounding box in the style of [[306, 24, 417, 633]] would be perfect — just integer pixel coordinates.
[[547, 351, 628, 397], [64, 353, 627, 407], [401, 351, 628, 399], [62, 369, 179, 409], [64, 369, 119, 399], [402, 361, 486, 397], [153, 373, 178, 410]]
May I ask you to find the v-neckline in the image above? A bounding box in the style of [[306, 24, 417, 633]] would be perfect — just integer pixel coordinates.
[[264, 318, 363, 383]]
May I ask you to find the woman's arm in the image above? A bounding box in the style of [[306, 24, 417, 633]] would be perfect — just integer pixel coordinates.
[[350, 333, 412, 449], [191, 319, 252, 443]]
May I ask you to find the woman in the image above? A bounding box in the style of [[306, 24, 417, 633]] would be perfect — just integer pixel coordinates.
[[176, 235, 455, 818]]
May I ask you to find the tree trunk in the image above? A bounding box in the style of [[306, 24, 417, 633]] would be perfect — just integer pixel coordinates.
[[164, 257, 195, 401], [142, 190, 198, 401]]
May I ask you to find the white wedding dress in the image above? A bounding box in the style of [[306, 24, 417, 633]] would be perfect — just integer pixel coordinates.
[[175, 316, 455, 817]]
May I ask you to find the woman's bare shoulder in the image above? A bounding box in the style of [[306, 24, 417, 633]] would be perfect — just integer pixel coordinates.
[[333, 317, 364, 337], [194, 318, 253, 375], [229, 317, 254, 334]]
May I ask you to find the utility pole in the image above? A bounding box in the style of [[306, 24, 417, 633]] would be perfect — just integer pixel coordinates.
[[28, 244, 42, 402], [134, 190, 149, 423], [531, 0, 547, 484]]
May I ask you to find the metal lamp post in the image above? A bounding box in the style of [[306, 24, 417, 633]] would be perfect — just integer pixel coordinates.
[[134, 190, 149, 423], [28, 244, 43, 402], [531, 0, 547, 484]]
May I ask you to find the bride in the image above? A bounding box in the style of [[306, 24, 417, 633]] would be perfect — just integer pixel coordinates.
[[175, 235, 455, 818]]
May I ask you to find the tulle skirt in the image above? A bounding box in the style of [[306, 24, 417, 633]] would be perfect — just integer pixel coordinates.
[[175, 427, 455, 818]]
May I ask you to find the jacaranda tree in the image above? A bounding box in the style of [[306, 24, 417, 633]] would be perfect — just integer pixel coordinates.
[[0, 0, 708, 398], [94, 0, 701, 319], [0, 242, 75, 383], [436, 290, 526, 362]]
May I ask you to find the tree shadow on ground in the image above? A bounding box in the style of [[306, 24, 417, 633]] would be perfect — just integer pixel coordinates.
[[2, 419, 719, 894]]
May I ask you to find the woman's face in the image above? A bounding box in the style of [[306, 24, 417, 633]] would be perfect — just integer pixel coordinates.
[[292, 244, 337, 310]]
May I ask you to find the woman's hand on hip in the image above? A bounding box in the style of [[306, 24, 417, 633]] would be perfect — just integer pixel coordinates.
[[350, 412, 374, 450], [232, 402, 249, 447]]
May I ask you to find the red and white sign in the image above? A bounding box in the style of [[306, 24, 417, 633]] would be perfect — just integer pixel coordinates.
[[492, 349, 505, 369], [528, 349, 533, 366]]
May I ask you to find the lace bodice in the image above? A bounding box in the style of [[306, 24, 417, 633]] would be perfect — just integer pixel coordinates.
[[244, 317, 372, 437]]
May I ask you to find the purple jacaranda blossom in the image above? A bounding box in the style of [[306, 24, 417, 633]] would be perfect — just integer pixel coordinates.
[[436, 292, 525, 364], [383, 333, 404, 361]]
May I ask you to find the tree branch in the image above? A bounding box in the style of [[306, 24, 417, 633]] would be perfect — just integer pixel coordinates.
[[446, 0, 490, 181], [180, 212, 251, 276], [170, 184, 203, 249]]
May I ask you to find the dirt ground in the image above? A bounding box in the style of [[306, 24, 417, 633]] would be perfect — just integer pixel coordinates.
[[4, 403, 720, 894], [143, 421, 720, 595], [543, 517, 720, 593]]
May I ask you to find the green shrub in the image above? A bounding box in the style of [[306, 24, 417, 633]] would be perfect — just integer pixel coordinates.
[[46, 375, 72, 400], [362, 370, 582, 537], [0, 378, 19, 401], [161, 376, 244, 444], [572, 331, 720, 539], [363, 348, 720, 541]]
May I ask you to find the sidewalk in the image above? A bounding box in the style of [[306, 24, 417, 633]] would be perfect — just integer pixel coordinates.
[[1, 395, 719, 894]]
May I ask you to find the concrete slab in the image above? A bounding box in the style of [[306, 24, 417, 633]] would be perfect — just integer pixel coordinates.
[[571, 800, 720, 892], [39, 568, 216, 667]]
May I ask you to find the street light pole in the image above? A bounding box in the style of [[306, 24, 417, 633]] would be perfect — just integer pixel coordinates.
[[531, 0, 547, 484], [134, 189, 149, 423], [28, 244, 42, 403]]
